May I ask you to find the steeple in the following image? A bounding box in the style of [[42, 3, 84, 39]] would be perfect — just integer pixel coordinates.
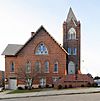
[[63, 7, 81, 74], [66, 7, 77, 22]]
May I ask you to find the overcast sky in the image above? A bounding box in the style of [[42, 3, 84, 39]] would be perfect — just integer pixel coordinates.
[[0, 0, 100, 77]]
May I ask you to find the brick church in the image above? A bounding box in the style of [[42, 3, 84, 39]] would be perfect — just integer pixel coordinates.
[[2, 8, 93, 89]]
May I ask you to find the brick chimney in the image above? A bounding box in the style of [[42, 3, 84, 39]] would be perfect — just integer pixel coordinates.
[[31, 32, 35, 37]]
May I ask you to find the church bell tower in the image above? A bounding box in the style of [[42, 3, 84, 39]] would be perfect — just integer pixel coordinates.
[[63, 8, 81, 74]]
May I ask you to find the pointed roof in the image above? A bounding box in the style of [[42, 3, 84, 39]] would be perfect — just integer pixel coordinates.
[[16, 25, 68, 55], [15, 25, 68, 55], [66, 7, 77, 22], [2, 26, 68, 56]]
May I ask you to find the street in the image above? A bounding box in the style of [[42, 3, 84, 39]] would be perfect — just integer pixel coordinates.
[[2, 93, 100, 101]]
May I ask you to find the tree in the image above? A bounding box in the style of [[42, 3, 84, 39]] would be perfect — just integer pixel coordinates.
[[17, 64, 37, 90], [17, 61, 46, 89], [94, 76, 100, 80], [87, 73, 93, 78]]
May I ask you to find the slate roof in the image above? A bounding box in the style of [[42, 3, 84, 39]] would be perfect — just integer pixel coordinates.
[[2, 44, 23, 56]]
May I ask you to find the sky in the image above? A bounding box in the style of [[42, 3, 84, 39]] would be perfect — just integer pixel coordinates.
[[0, 0, 100, 77]]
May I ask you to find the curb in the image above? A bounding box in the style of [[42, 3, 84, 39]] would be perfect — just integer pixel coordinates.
[[0, 91, 100, 100]]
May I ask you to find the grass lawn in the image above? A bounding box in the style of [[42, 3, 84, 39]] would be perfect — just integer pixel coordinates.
[[7, 87, 97, 94], [8, 88, 54, 94]]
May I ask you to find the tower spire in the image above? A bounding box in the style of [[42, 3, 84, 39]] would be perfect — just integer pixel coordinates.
[[66, 7, 77, 22]]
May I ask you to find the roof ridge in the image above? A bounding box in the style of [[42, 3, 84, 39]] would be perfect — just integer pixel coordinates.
[[8, 44, 23, 46]]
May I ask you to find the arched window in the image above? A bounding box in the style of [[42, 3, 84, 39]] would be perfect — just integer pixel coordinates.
[[68, 47, 77, 55], [68, 28, 76, 39], [73, 48, 77, 55], [10, 62, 14, 72], [68, 48, 71, 55], [35, 62, 41, 73], [35, 43, 48, 55], [26, 61, 31, 73], [54, 62, 58, 73], [44, 61, 49, 73], [68, 61, 75, 74]]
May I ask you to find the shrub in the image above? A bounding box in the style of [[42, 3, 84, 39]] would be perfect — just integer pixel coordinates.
[[28, 86, 32, 90], [17, 86, 24, 90], [81, 85, 84, 87], [46, 85, 49, 88], [93, 83, 98, 87], [52, 84, 54, 88], [87, 82, 91, 87], [69, 85, 72, 88], [58, 85, 62, 89], [64, 85, 67, 88], [24, 86, 28, 90], [38, 85, 41, 88]]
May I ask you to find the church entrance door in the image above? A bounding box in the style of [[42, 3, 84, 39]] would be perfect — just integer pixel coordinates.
[[68, 61, 75, 74]]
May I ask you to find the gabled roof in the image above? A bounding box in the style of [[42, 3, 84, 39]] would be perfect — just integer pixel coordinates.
[[2, 26, 68, 56], [16, 25, 68, 55], [2, 44, 23, 56], [66, 7, 77, 23]]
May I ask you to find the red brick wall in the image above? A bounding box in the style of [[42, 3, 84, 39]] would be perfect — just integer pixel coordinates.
[[63, 20, 81, 73], [5, 29, 67, 86], [54, 74, 94, 88]]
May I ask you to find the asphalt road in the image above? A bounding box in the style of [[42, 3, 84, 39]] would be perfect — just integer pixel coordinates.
[[2, 93, 100, 101]]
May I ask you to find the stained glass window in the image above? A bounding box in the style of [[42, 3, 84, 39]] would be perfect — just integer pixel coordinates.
[[35, 43, 48, 55]]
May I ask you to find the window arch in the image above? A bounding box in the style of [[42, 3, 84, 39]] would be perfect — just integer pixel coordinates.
[[54, 62, 58, 73], [68, 61, 75, 74], [68, 28, 76, 39], [10, 62, 14, 72], [68, 47, 77, 55], [35, 61, 41, 73], [26, 61, 31, 73], [44, 61, 49, 73], [35, 43, 48, 55]]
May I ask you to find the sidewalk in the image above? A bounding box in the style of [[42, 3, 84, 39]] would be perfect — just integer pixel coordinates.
[[0, 88, 100, 100]]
